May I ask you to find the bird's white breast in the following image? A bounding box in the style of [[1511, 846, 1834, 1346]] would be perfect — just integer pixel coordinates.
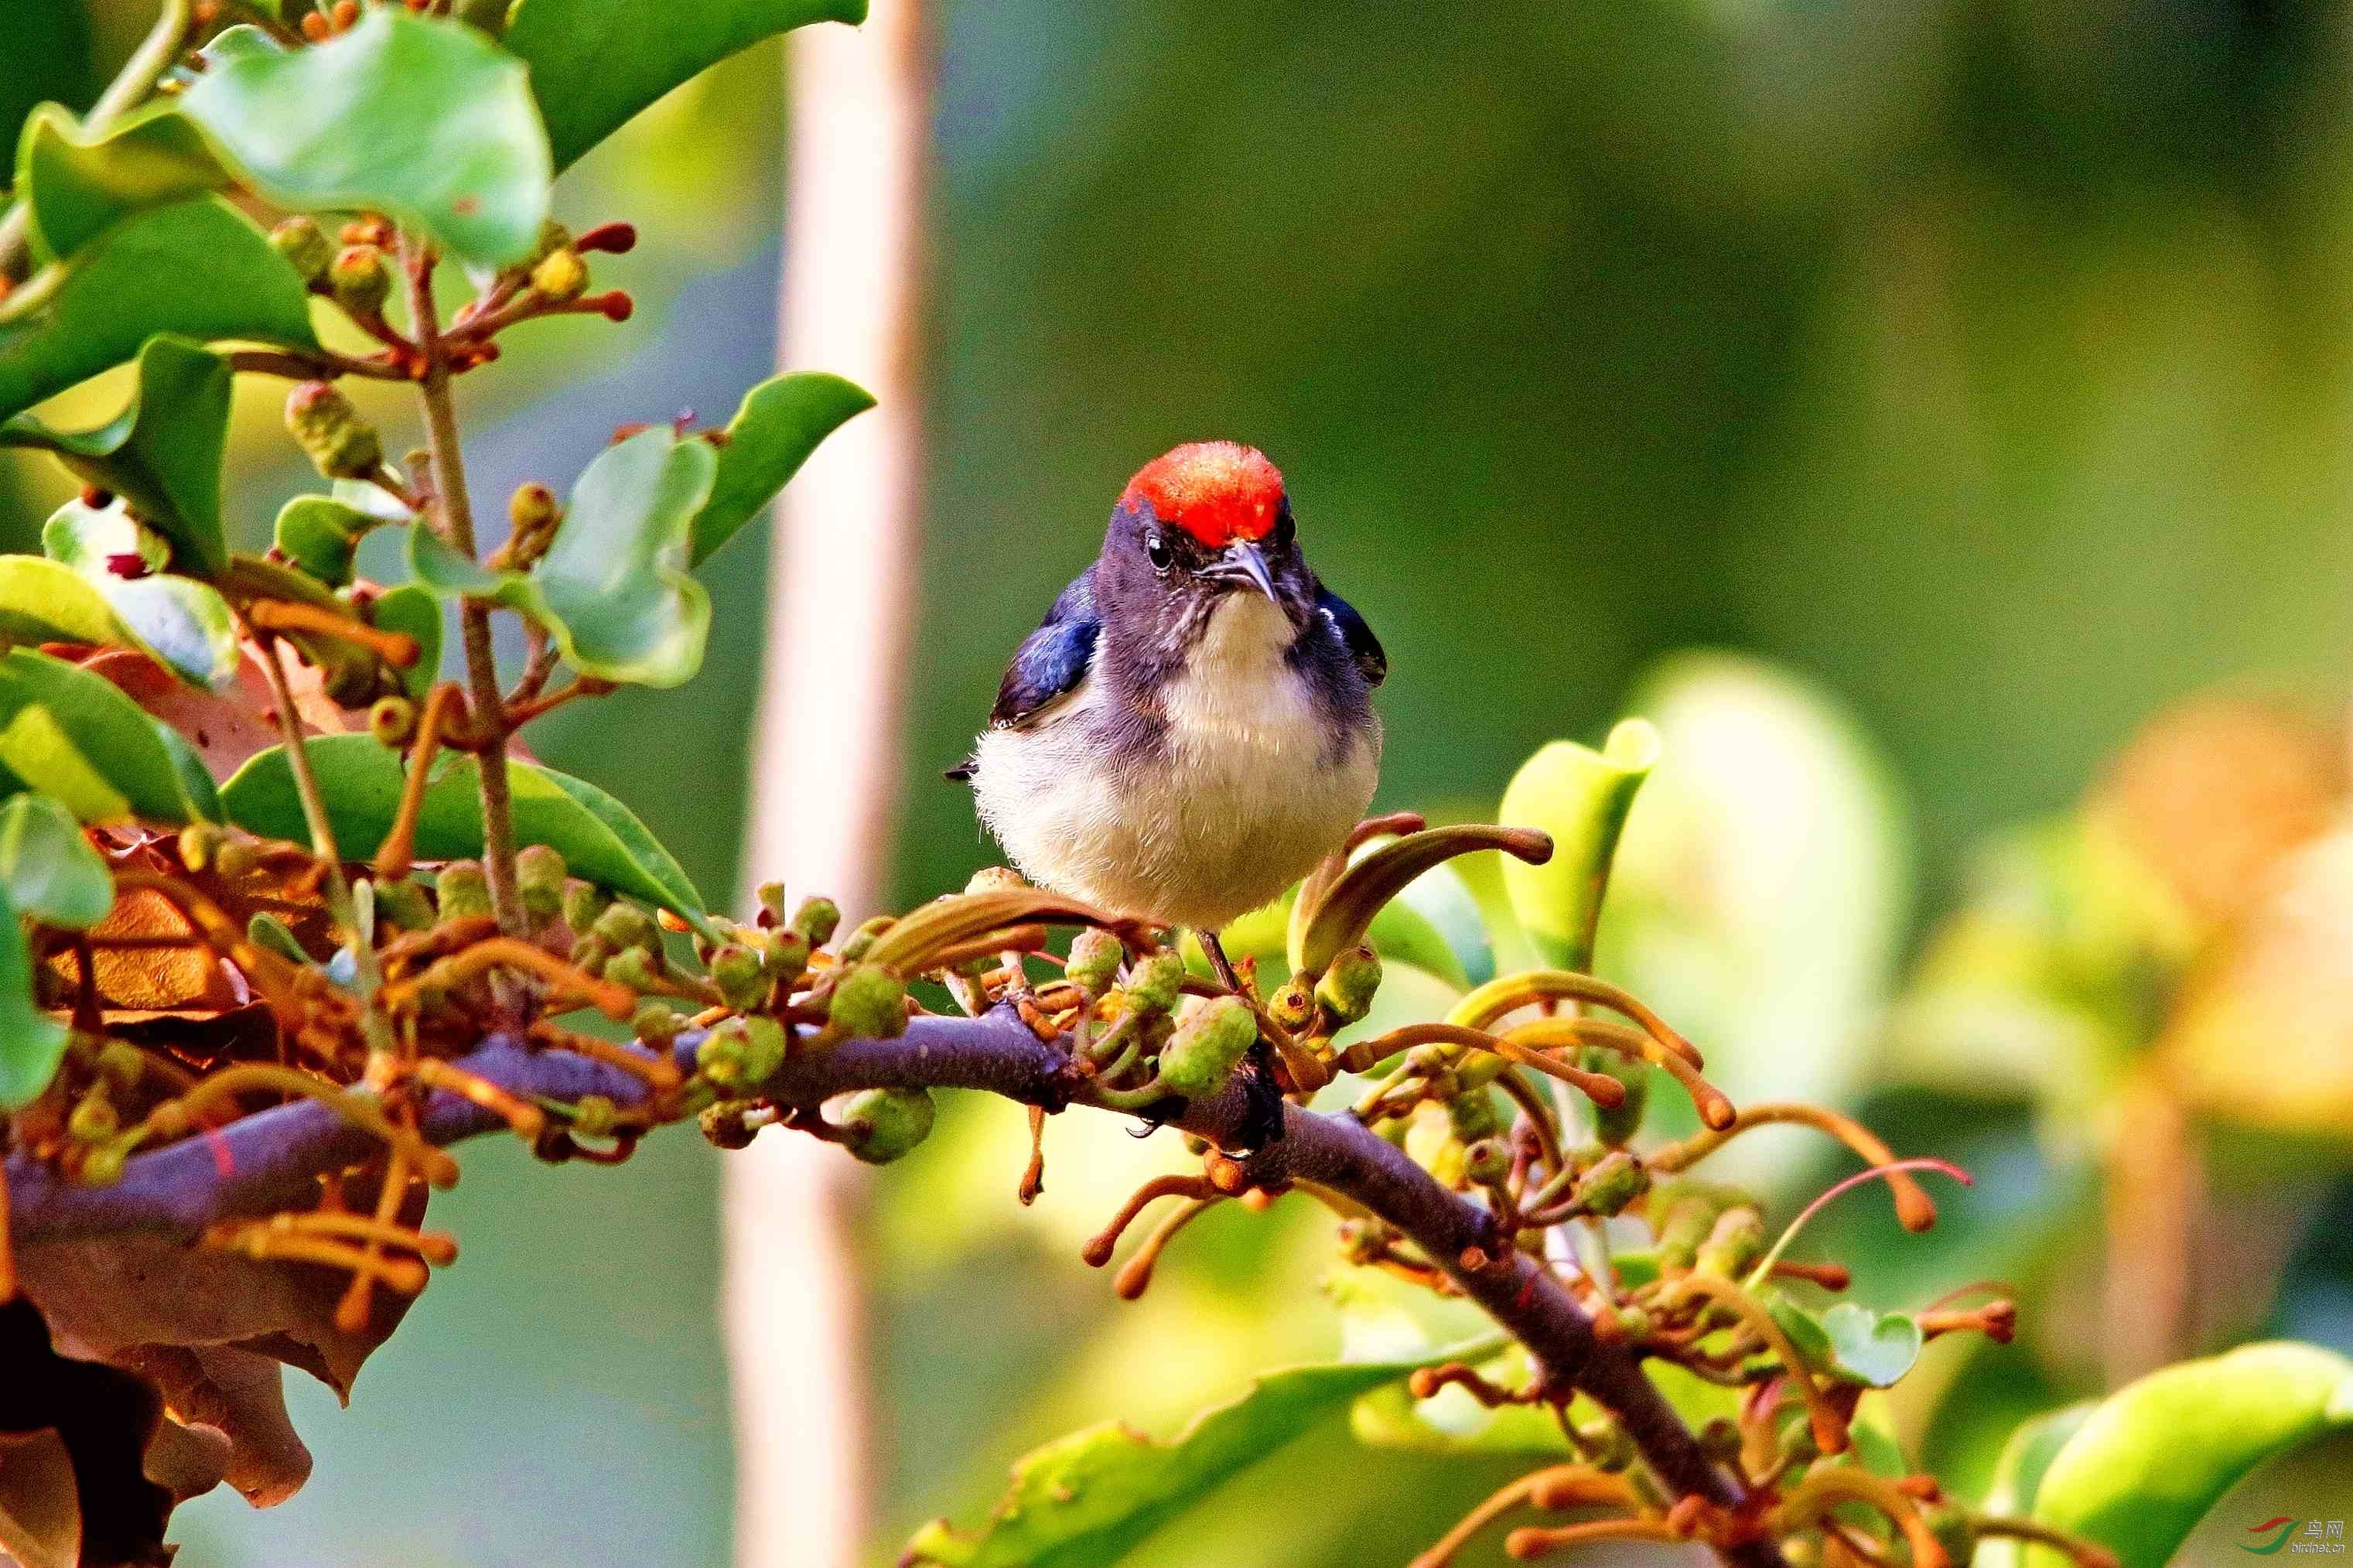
[[972, 594, 1378, 931]]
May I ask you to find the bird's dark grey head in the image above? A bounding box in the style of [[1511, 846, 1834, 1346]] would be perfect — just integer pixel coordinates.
[[1093, 442, 1318, 654]]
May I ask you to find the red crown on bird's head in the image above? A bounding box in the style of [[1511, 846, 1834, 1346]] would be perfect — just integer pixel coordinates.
[[1121, 442, 1286, 549]]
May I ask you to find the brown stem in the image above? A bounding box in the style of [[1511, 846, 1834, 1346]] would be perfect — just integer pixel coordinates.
[[403, 238, 524, 934]]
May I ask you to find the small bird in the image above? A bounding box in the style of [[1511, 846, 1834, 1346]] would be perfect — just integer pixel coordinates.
[[951, 441, 1386, 992]]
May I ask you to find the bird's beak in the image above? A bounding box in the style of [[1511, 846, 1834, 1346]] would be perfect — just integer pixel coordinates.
[[1205, 540, 1279, 602]]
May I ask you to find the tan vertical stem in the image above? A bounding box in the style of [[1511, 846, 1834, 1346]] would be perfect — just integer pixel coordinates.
[[2101, 1068, 2201, 1385], [723, 5, 929, 1566]]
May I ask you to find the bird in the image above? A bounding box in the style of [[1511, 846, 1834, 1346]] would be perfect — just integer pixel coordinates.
[[950, 440, 1386, 997]]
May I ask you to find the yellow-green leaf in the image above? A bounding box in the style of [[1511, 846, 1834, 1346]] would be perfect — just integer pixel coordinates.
[[1498, 718, 1661, 971], [219, 733, 705, 924]]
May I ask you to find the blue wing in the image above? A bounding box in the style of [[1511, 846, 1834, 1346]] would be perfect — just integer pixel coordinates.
[[1316, 586, 1385, 688], [947, 569, 1100, 781]]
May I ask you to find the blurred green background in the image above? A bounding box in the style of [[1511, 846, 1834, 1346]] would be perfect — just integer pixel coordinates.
[[7, 0, 2353, 1563]]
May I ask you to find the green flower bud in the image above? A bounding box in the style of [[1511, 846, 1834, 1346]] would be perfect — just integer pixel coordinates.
[[699, 1100, 757, 1150], [710, 944, 769, 1010], [1267, 978, 1316, 1033], [374, 876, 435, 932], [176, 822, 227, 872], [632, 999, 681, 1047], [531, 247, 589, 303], [828, 963, 908, 1039], [77, 1143, 125, 1187], [367, 695, 418, 748], [1064, 928, 1124, 994], [1654, 1186, 1728, 1270], [591, 900, 657, 953], [791, 896, 841, 948], [835, 1087, 935, 1164], [509, 480, 558, 535], [247, 911, 310, 965], [67, 1091, 118, 1143], [562, 879, 613, 934], [1156, 996, 1258, 1098], [695, 1015, 787, 1088], [436, 860, 493, 924], [572, 1094, 616, 1136], [515, 844, 567, 921], [1576, 1149, 1648, 1218], [269, 215, 333, 285], [603, 946, 662, 995], [754, 881, 789, 924], [1587, 1049, 1650, 1148], [94, 1042, 145, 1094], [329, 243, 391, 316], [285, 380, 382, 480], [1313, 945, 1381, 1024], [523, 217, 572, 269], [838, 914, 892, 962], [1447, 1088, 1504, 1143], [1122, 950, 1186, 1015], [1460, 1136, 1511, 1186], [214, 837, 262, 880], [762, 928, 811, 984], [569, 934, 611, 977], [1695, 1206, 1766, 1280]]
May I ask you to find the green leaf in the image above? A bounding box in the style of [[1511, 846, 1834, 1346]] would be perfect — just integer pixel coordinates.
[[1498, 718, 1661, 971], [0, 793, 113, 929], [13, 102, 229, 265], [0, 885, 72, 1112], [407, 428, 716, 687], [505, 0, 869, 172], [2027, 1342, 2353, 1568], [0, 511, 238, 690], [272, 496, 377, 589], [181, 12, 552, 268], [1976, 1403, 2095, 1568], [1595, 654, 1913, 1171], [218, 733, 706, 923], [900, 1341, 1484, 1568], [1, 336, 231, 575], [367, 584, 443, 702], [0, 647, 223, 825], [0, 197, 318, 422], [1817, 1302, 1924, 1389], [689, 371, 875, 565]]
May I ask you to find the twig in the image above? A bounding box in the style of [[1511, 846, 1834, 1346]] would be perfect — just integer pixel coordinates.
[[403, 237, 524, 934]]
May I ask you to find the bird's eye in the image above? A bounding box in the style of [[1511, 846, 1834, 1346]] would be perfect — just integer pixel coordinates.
[[1144, 532, 1174, 572], [1269, 507, 1295, 547]]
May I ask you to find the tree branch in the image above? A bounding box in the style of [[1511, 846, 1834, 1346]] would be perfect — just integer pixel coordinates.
[[2, 1008, 1764, 1560]]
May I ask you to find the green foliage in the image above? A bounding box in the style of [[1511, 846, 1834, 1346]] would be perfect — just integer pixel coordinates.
[[271, 495, 377, 589], [183, 14, 552, 268], [0, 647, 221, 825], [0, 197, 316, 422], [35, 500, 236, 688], [408, 427, 715, 688], [367, 582, 443, 702], [690, 371, 876, 565], [0, 884, 70, 1113], [1498, 718, 1660, 969], [1, 336, 232, 575], [903, 1343, 1490, 1568], [2026, 1342, 2353, 1568], [503, 0, 870, 172], [0, 792, 113, 930], [1815, 1301, 1924, 1389], [218, 733, 705, 923], [13, 103, 227, 265]]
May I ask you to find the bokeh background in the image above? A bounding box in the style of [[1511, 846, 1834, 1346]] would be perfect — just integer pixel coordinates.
[[6, 0, 2353, 1563]]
